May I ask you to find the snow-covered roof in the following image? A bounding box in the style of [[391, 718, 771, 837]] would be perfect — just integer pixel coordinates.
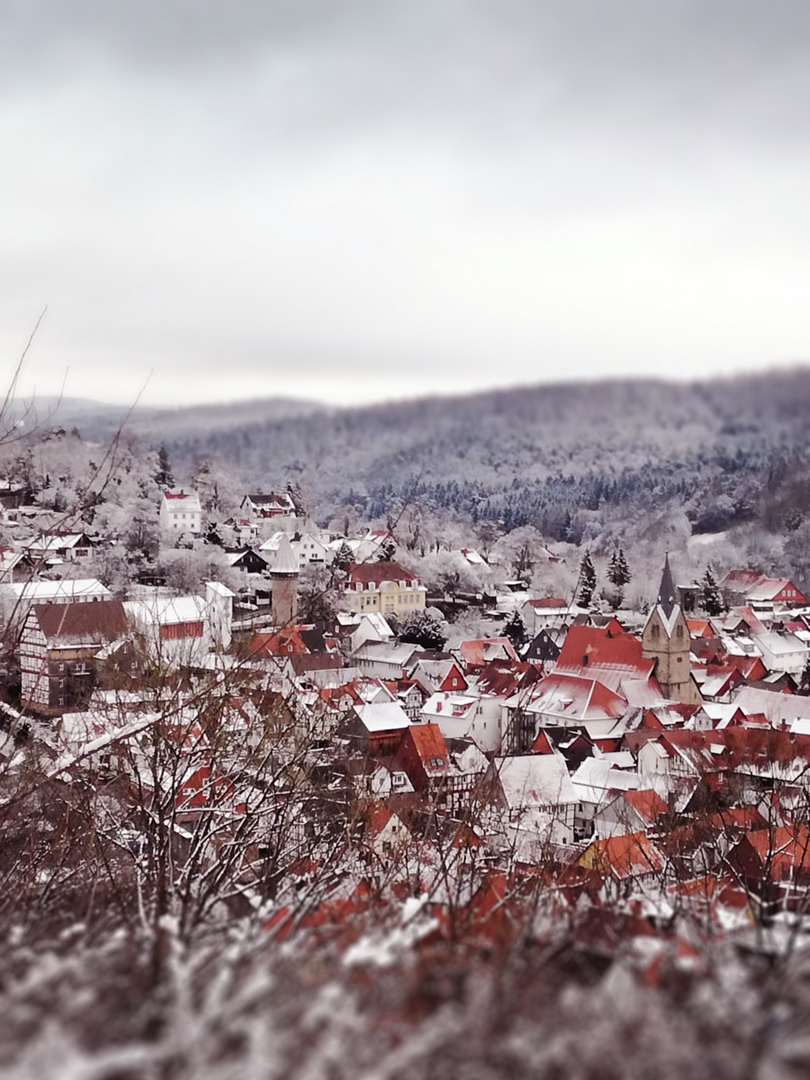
[[206, 580, 235, 598], [509, 672, 627, 724], [753, 631, 808, 656], [354, 612, 394, 639], [0, 549, 24, 578], [422, 691, 477, 718], [124, 594, 207, 626], [353, 641, 421, 665], [354, 701, 411, 733], [24, 533, 92, 552], [271, 534, 299, 576], [162, 489, 201, 513], [733, 686, 810, 726], [6, 578, 111, 603], [572, 756, 641, 795], [492, 754, 578, 809]]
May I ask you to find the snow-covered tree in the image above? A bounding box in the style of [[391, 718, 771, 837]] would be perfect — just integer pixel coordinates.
[[578, 552, 597, 607], [155, 443, 174, 488], [377, 535, 397, 562], [607, 547, 631, 588], [398, 607, 448, 650], [700, 567, 725, 616], [333, 541, 354, 573]]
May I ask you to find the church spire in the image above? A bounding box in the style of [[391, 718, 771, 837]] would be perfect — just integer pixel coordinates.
[[657, 553, 678, 619]]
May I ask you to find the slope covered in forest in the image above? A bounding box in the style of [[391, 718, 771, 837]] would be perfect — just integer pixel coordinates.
[[133, 369, 810, 540]]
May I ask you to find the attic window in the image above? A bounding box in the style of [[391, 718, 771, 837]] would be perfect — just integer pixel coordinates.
[[429, 757, 444, 768], [651, 625, 660, 640], [582, 654, 588, 666]]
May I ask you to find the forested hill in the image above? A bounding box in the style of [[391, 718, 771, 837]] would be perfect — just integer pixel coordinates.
[[66, 369, 810, 542], [140, 369, 809, 536]]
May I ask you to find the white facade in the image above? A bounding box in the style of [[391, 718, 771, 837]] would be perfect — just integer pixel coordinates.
[[421, 690, 505, 753], [160, 490, 202, 537], [124, 582, 233, 667], [753, 632, 809, 675], [261, 530, 330, 568]]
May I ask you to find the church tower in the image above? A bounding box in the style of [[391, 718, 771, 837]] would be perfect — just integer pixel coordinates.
[[642, 555, 701, 705], [271, 534, 299, 628]]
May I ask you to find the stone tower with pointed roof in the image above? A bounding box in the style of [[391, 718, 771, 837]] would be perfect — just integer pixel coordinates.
[[270, 533, 299, 628], [642, 555, 701, 705]]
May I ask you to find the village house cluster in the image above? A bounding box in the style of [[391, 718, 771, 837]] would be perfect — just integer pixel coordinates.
[[3, 477, 810, 971]]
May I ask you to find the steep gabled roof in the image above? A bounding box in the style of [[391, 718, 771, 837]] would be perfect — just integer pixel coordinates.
[[622, 789, 667, 826], [250, 626, 310, 656], [406, 722, 450, 772], [522, 671, 628, 723], [32, 600, 128, 644], [746, 578, 806, 603], [580, 832, 663, 880]]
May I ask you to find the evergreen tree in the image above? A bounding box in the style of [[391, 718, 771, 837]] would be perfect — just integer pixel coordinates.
[[503, 610, 527, 649], [607, 547, 631, 588], [155, 444, 174, 489], [578, 552, 597, 607], [800, 657, 810, 697], [399, 609, 447, 650], [286, 481, 305, 516], [333, 541, 354, 573], [700, 567, 725, 616], [377, 535, 396, 562]]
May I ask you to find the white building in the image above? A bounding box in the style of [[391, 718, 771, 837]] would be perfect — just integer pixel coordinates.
[[159, 489, 202, 537], [3, 577, 112, 630], [124, 582, 234, 667], [421, 690, 504, 753], [752, 631, 809, 675], [261, 530, 330, 569]]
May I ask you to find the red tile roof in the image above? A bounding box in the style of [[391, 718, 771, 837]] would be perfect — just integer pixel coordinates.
[[622, 789, 667, 826], [250, 626, 310, 656], [407, 722, 449, 768], [347, 561, 419, 586], [581, 832, 663, 880], [557, 625, 654, 679]]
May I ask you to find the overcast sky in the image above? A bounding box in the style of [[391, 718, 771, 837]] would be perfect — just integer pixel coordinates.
[[2, 1, 810, 408]]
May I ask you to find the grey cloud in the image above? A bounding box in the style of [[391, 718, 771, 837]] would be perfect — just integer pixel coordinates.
[[3, 1, 810, 405], [4, 2, 810, 137]]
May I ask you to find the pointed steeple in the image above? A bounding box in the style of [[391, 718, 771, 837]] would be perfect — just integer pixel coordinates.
[[657, 553, 678, 619], [270, 534, 299, 577]]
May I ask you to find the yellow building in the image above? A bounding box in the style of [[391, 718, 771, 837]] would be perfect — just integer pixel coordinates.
[[344, 561, 426, 618]]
